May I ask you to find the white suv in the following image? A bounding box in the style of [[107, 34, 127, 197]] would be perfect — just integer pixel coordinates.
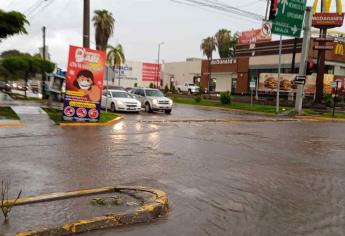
[[131, 88, 173, 114]]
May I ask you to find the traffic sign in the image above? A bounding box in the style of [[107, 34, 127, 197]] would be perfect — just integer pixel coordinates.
[[330, 81, 337, 88], [250, 81, 256, 89], [271, 0, 307, 37]]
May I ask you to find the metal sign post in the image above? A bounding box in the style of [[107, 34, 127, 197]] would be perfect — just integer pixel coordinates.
[[332, 80, 339, 118], [250, 78, 256, 108], [276, 35, 282, 113]]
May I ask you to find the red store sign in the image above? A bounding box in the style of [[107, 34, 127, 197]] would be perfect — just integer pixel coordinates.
[[312, 13, 344, 28]]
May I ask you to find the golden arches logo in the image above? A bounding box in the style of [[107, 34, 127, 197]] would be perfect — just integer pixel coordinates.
[[312, 0, 343, 15], [335, 43, 344, 55]]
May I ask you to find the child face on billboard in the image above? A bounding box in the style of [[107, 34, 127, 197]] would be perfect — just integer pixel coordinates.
[[77, 75, 93, 90], [74, 70, 94, 90]]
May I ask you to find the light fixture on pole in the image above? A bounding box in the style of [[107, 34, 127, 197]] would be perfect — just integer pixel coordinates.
[[156, 42, 164, 88]]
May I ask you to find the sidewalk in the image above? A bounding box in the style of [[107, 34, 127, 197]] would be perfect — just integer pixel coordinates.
[[10, 106, 51, 124]]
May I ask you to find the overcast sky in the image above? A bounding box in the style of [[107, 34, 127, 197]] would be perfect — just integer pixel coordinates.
[[0, 0, 344, 68]]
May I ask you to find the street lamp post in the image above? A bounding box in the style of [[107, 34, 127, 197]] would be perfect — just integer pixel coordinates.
[[156, 42, 164, 88]]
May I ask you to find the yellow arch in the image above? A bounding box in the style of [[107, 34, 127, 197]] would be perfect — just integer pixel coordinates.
[[312, 0, 343, 15]]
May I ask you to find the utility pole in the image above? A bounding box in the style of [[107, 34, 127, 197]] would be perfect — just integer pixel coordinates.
[[294, 7, 312, 114], [83, 0, 90, 48], [42, 26, 46, 100], [156, 42, 164, 88]]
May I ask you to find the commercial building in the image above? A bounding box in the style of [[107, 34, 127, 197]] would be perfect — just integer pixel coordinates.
[[162, 58, 202, 89], [200, 58, 249, 93], [104, 61, 160, 89], [235, 38, 345, 94]]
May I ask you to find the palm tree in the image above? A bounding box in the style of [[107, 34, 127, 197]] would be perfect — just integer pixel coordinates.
[[215, 29, 238, 58], [200, 36, 216, 60], [92, 10, 115, 50], [200, 37, 216, 93], [215, 29, 231, 58], [107, 44, 125, 86]]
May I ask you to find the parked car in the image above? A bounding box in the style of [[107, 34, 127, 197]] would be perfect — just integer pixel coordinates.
[[131, 88, 173, 114], [101, 89, 141, 113], [176, 83, 199, 94], [0, 81, 11, 92]]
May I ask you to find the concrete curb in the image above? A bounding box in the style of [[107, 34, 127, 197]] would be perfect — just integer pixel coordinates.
[[295, 115, 345, 122], [59, 116, 123, 127], [0, 122, 24, 127], [1, 186, 169, 236]]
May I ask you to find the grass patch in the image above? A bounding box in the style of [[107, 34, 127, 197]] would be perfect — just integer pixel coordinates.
[[173, 97, 289, 114], [303, 109, 345, 119], [0, 107, 19, 120], [42, 108, 118, 124]]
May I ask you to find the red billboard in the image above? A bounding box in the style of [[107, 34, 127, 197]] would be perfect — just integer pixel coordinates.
[[142, 63, 160, 82], [238, 29, 272, 44], [312, 13, 344, 28], [62, 45, 106, 122]]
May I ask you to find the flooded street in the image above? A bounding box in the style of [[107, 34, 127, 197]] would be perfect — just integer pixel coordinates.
[[1, 105, 345, 235]]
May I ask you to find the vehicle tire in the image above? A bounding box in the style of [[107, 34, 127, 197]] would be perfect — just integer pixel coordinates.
[[111, 103, 116, 112], [165, 109, 172, 114], [178, 88, 181, 94], [145, 102, 153, 113]]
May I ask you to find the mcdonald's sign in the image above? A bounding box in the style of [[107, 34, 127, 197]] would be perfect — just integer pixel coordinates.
[[335, 43, 344, 55], [312, 0, 344, 28], [312, 0, 343, 16]]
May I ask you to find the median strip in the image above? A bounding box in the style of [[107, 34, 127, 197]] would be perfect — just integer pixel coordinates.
[[1, 186, 169, 236]]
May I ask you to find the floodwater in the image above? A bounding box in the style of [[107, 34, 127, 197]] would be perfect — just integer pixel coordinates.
[[0, 104, 345, 235], [0, 191, 147, 235]]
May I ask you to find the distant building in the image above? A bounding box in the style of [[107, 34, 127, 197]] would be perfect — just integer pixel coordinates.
[[162, 59, 202, 89]]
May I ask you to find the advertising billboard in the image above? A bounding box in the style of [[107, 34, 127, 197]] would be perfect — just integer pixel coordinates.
[[142, 63, 160, 82], [62, 45, 106, 122], [238, 28, 272, 44], [259, 73, 334, 94]]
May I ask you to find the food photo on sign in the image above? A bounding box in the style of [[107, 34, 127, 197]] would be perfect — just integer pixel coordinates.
[[62, 46, 106, 122], [258, 73, 336, 95]]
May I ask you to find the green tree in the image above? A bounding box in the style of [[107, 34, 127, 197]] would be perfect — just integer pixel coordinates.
[[92, 10, 115, 51], [215, 29, 239, 58], [200, 36, 216, 60], [200, 36, 216, 93], [1, 49, 21, 57], [2, 54, 55, 98], [0, 9, 29, 41], [107, 44, 125, 86]]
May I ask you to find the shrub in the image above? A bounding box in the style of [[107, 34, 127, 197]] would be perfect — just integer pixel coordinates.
[[220, 92, 231, 104], [171, 84, 176, 94], [149, 83, 154, 88], [133, 82, 138, 87], [164, 85, 169, 94], [194, 96, 201, 103], [323, 94, 334, 107]]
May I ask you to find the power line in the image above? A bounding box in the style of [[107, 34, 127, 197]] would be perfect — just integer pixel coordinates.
[[24, 0, 45, 15], [170, 0, 260, 24], [171, 0, 264, 22], [28, 0, 55, 20]]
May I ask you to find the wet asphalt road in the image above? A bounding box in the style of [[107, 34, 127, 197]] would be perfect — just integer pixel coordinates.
[[1, 104, 345, 235]]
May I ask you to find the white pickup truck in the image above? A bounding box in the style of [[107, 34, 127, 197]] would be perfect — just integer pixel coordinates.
[[176, 83, 200, 94]]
